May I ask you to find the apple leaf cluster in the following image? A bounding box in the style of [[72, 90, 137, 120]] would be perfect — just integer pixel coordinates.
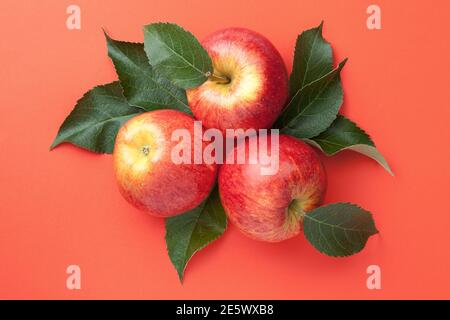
[[51, 22, 388, 281], [279, 22, 387, 258], [52, 23, 228, 281], [105, 33, 191, 113], [277, 22, 392, 175]]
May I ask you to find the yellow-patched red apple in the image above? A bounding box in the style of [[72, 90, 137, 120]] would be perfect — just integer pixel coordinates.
[[218, 135, 326, 242], [187, 28, 288, 133], [113, 110, 217, 217]]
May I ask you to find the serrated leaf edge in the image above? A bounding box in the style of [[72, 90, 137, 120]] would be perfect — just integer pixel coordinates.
[[142, 22, 212, 88], [165, 192, 228, 283], [278, 58, 348, 137], [104, 31, 191, 113], [286, 58, 348, 122], [170, 217, 228, 283], [304, 137, 393, 176], [49, 81, 138, 154], [290, 21, 331, 92], [303, 202, 379, 258]]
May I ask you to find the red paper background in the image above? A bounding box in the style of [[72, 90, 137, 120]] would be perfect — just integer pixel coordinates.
[[1, 0, 449, 299]]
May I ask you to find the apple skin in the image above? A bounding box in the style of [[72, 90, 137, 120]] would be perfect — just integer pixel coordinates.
[[218, 135, 326, 242], [187, 28, 288, 133], [113, 110, 217, 217]]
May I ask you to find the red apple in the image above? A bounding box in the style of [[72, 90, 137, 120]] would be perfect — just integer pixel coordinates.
[[187, 28, 288, 133], [113, 110, 217, 217], [219, 134, 326, 242]]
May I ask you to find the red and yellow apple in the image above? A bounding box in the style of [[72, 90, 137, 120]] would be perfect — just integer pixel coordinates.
[[187, 28, 288, 133], [113, 110, 217, 217], [218, 135, 326, 242]]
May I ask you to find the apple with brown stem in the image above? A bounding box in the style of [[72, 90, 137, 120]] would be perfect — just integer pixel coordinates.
[[187, 28, 289, 133], [219, 134, 327, 242]]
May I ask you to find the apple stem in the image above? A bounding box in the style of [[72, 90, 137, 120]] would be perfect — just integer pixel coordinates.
[[207, 72, 230, 84], [288, 199, 306, 224]]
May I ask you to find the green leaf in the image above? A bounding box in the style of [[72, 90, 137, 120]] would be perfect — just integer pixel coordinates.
[[277, 59, 347, 138], [143, 23, 212, 89], [304, 115, 393, 175], [303, 203, 379, 257], [50, 82, 143, 153], [104, 32, 191, 114], [290, 21, 333, 95], [165, 187, 227, 282]]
